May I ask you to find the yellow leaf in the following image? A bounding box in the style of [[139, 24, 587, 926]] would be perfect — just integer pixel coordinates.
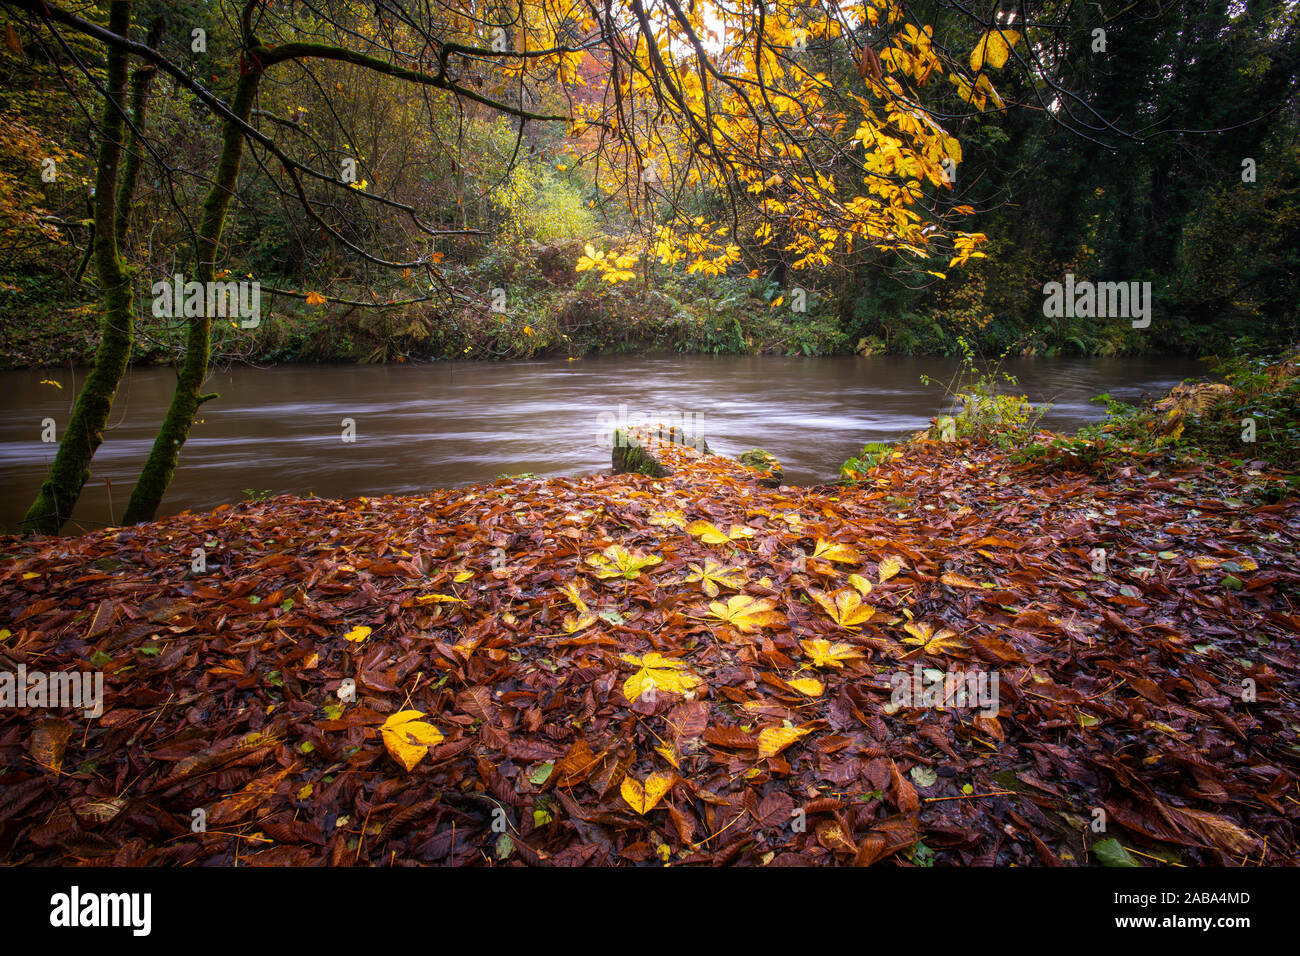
[[686, 521, 756, 545], [706, 594, 786, 633], [878, 556, 905, 581], [415, 593, 464, 605], [655, 744, 681, 769], [648, 509, 686, 528], [685, 559, 747, 597], [558, 581, 590, 613], [562, 611, 598, 634], [808, 587, 876, 629], [811, 538, 860, 564], [453, 570, 474, 582], [622, 652, 704, 701], [970, 29, 1019, 71], [620, 772, 676, 814], [787, 677, 825, 697], [758, 724, 811, 758], [586, 544, 663, 579], [847, 573, 873, 597], [380, 710, 444, 771], [902, 621, 965, 655], [800, 638, 865, 669], [305, 291, 327, 306], [940, 571, 981, 589], [344, 625, 372, 643]]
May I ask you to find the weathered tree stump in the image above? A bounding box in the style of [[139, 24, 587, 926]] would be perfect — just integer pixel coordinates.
[[612, 425, 710, 477]]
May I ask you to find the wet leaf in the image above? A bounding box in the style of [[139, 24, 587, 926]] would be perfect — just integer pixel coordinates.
[[706, 594, 786, 633], [621, 772, 676, 814], [380, 710, 445, 772], [800, 638, 865, 668]]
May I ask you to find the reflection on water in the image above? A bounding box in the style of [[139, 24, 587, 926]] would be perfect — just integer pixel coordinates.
[[0, 353, 1205, 532]]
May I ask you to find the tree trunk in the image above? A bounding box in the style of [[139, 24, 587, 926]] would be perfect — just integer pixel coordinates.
[[122, 69, 261, 525], [21, 0, 133, 535]]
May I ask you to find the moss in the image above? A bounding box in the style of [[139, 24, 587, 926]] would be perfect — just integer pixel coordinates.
[[611, 429, 670, 478], [20, 0, 135, 535], [738, 448, 783, 487]]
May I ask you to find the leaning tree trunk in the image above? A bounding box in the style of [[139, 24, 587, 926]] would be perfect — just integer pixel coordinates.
[[21, 0, 134, 535], [122, 69, 261, 525]]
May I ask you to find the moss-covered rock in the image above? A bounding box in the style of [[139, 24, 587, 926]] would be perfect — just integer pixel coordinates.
[[738, 448, 783, 487]]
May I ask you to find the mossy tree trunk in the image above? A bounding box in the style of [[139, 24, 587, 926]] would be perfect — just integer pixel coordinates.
[[122, 69, 261, 525], [113, 19, 162, 247], [21, 0, 136, 535]]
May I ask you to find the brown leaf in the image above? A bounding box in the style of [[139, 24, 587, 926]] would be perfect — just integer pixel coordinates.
[[30, 717, 73, 773]]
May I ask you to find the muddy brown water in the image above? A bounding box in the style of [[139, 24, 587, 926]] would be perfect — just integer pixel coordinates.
[[0, 354, 1205, 533]]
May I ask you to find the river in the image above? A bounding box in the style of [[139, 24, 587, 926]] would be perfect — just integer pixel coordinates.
[[0, 354, 1206, 533]]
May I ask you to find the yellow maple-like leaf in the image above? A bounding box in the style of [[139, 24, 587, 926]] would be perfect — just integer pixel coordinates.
[[808, 587, 876, 629], [902, 621, 965, 655], [586, 544, 663, 579], [758, 724, 811, 758], [686, 520, 756, 545], [811, 538, 860, 564], [685, 559, 747, 597], [622, 652, 704, 701], [305, 291, 327, 306], [800, 638, 866, 669], [787, 677, 825, 697], [621, 772, 676, 814], [562, 612, 598, 634], [380, 710, 444, 771], [344, 625, 372, 643], [706, 594, 786, 633]]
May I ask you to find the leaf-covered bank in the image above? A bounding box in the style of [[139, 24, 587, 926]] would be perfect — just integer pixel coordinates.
[[0, 427, 1296, 865]]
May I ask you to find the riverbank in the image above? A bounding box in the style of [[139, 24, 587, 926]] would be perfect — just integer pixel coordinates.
[[1, 412, 1296, 865], [0, 258, 1212, 371]]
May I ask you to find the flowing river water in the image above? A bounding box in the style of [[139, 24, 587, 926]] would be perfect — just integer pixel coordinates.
[[0, 354, 1206, 533]]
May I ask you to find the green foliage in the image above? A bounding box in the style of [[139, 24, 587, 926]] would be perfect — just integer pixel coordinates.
[[919, 338, 1046, 446], [1012, 346, 1300, 479], [496, 165, 595, 244], [840, 441, 892, 484]]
